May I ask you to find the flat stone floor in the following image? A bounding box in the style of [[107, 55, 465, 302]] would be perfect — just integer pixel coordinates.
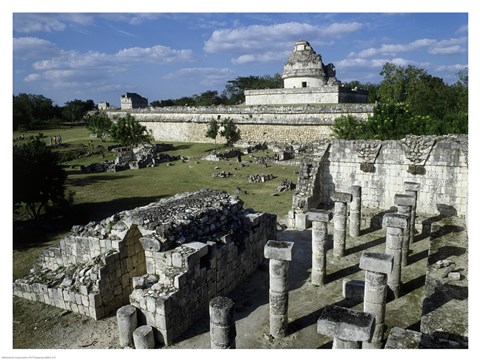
[[167, 215, 467, 349]]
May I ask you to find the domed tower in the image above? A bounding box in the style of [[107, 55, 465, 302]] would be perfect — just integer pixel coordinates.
[[282, 40, 338, 88]]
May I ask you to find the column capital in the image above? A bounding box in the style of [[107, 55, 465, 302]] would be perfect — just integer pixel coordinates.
[[359, 252, 394, 274], [317, 305, 375, 342], [394, 194, 416, 207], [331, 191, 353, 203], [383, 213, 409, 229], [264, 240, 294, 261], [307, 209, 332, 222]]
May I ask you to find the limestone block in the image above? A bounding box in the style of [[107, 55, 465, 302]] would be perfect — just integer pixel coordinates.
[[394, 194, 416, 207], [264, 240, 294, 261], [184, 242, 209, 258], [133, 325, 155, 349], [383, 213, 409, 229], [331, 191, 352, 203], [316, 305, 375, 342], [306, 209, 332, 223], [342, 279, 365, 301], [359, 252, 394, 274], [404, 181, 421, 192]]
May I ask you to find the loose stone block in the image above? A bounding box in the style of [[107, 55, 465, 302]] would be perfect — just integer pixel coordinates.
[[317, 305, 375, 348], [264, 240, 294, 261], [209, 297, 236, 349], [117, 305, 138, 348], [359, 252, 394, 274], [133, 325, 155, 349]]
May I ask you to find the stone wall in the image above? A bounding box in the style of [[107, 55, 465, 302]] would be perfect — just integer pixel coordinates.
[[13, 190, 276, 346], [104, 104, 374, 144], [291, 135, 468, 228], [245, 87, 368, 105], [13, 225, 146, 320]]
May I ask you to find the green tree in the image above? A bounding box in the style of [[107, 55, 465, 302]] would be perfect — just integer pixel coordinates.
[[13, 93, 57, 130], [205, 118, 220, 149], [13, 136, 69, 219], [63, 99, 95, 124], [222, 74, 283, 104], [220, 118, 241, 146], [85, 112, 113, 141], [110, 114, 152, 146], [331, 115, 364, 140]]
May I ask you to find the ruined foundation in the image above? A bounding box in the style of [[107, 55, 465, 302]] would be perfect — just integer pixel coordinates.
[[13, 189, 276, 346]]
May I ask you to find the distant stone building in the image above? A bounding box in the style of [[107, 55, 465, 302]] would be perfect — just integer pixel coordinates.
[[120, 92, 148, 110], [245, 40, 368, 105], [98, 101, 111, 110]]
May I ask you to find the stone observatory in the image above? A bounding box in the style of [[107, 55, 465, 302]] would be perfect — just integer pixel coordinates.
[[282, 39, 340, 88], [245, 40, 368, 105], [13, 189, 277, 346]]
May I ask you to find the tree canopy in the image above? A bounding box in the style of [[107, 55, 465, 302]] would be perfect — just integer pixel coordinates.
[[110, 114, 152, 147], [85, 112, 113, 141], [13, 136, 69, 219]]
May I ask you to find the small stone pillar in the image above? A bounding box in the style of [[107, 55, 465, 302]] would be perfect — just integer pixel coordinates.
[[383, 213, 409, 299], [317, 305, 375, 349], [209, 296, 236, 349], [349, 186, 362, 237], [133, 325, 155, 349], [331, 191, 352, 257], [394, 194, 415, 266], [404, 182, 421, 246], [264, 240, 294, 338], [116, 304, 138, 348], [306, 209, 332, 286], [359, 252, 394, 349]]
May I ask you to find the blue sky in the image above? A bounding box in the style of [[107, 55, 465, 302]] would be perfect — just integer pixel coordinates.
[[10, 3, 472, 107]]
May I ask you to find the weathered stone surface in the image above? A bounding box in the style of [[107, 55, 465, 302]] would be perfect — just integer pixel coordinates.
[[317, 305, 375, 342], [383, 213, 409, 229], [384, 327, 421, 349], [133, 325, 155, 349], [331, 191, 352, 203], [264, 240, 294, 261], [404, 181, 421, 192], [394, 194, 416, 207], [359, 252, 394, 274], [139, 237, 162, 252], [306, 209, 332, 223]]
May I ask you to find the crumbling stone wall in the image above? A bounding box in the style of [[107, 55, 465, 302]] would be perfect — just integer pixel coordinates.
[[291, 135, 468, 228], [13, 189, 276, 346], [13, 224, 146, 319]]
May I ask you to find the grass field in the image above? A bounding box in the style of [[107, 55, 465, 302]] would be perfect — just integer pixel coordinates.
[[13, 127, 300, 279]]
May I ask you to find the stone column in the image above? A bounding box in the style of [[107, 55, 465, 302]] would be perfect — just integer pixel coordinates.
[[383, 213, 409, 299], [394, 194, 415, 266], [264, 240, 294, 338], [209, 296, 236, 349], [359, 252, 394, 349], [404, 182, 421, 246], [317, 305, 375, 349], [331, 191, 352, 257], [349, 186, 362, 237], [133, 325, 155, 349], [116, 304, 138, 348], [306, 209, 332, 286]]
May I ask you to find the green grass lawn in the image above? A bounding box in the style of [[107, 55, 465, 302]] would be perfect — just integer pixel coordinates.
[[13, 126, 300, 278]]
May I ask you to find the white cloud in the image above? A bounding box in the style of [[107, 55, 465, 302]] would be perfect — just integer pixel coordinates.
[[13, 14, 94, 33], [163, 67, 234, 87], [232, 51, 290, 65], [24, 73, 40, 82], [13, 37, 59, 59], [203, 21, 363, 64], [205, 22, 362, 53], [116, 46, 194, 63], [455, 25, 468, 34], [350, 37, 466, 58]]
